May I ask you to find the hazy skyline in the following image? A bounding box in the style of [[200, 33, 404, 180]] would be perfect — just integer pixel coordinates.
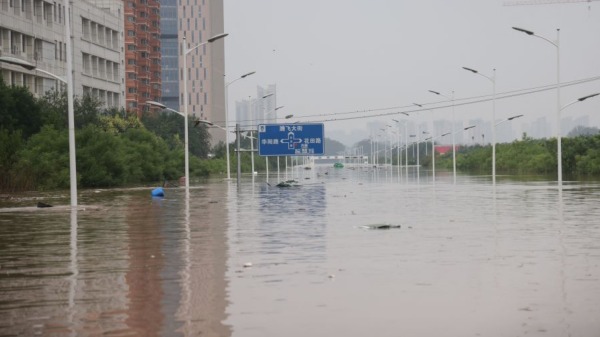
[[222, 0, 600, 146]]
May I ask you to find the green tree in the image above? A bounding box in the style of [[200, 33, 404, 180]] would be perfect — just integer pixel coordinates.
[[15, 126, 70, 190], [38, 89, 68, 130], [0, 79, 43, 138]]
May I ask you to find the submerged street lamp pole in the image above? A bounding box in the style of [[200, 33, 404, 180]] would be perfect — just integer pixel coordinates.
[[182, 33, 228, 197], [429, 90, 456, 184], [463, 67, 496, 186], [225, 71, 255, 180], [512, 27, 561, 188]]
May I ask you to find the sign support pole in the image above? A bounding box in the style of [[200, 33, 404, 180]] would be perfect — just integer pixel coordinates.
[[236, 123, 241, 187]]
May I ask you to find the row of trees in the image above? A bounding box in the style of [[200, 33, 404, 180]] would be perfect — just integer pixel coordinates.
[[0, 79, 227, 192], [0, 79, 353, 192], [358, 131, 600, 177]]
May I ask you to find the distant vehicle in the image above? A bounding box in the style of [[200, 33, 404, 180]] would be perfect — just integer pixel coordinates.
[[333, 162, 344, 168]]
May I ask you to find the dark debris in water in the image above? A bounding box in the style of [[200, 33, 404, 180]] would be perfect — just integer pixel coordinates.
[[361, 224, 402, 230], [276, 180, 301, 187]]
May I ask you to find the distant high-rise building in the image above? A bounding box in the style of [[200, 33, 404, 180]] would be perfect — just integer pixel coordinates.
[[235, 97, 252, 129], [235, 84, 277, 128], [0, 0, 125, 109], [529, 116, 551, 139], [257, 84, 276, 124], [160, 0, 225, 144], [124, 0, 161, 116]]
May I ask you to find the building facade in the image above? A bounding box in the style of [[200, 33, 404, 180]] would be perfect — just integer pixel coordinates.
[[124, 0, 161, 115], [0, 0, 125, 109], [75, 0, 124, 109], [159, 0, 177, 112], [160, 0, 225, 143]]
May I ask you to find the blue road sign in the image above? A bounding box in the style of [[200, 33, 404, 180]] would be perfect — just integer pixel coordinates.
[[258, 123, 325, 156]]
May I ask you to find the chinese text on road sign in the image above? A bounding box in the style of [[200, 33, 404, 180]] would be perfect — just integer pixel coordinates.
[[258, 123, 325, 156]]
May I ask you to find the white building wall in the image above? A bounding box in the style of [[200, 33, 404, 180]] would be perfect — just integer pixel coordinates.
[[72, 0, 124, 109], [0, 0, 124, 109]]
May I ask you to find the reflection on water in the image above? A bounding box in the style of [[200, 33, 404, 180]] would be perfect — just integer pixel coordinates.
[[1, 168, 600, 336], [225, 166, 600, 337], [0, 185, 230, 336]]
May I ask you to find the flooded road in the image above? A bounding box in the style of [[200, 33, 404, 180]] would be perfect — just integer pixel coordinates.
[[1, 166, 600, 336]]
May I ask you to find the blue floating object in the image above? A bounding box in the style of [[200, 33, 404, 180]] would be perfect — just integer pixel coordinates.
[[151, 187, 165, 197]]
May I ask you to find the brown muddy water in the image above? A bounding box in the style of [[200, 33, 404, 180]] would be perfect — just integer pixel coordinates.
[[1, 166, 599, 336]]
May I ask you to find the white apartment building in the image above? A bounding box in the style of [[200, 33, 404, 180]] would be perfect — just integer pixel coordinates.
[[0, 0, 124, 109]]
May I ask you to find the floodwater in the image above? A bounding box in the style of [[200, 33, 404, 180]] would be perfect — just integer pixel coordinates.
[[1, 166, 600, 336]]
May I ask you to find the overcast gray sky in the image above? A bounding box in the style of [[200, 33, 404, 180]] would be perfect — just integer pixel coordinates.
[[223, 0, 600, 146]]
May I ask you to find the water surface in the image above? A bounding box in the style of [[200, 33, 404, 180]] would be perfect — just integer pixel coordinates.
[[1, 167, 599, 336]]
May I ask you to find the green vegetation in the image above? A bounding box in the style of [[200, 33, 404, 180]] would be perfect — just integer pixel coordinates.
[[0, 78, 231, 192], [424, 133, 600, 178], [358, 130, 600, 179]]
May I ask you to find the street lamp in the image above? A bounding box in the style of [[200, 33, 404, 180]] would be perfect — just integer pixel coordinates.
[[562, 93, 599, 110], [429, 89, 457, 184], [438, 126, 474, 179], [246, 93, 276, 178], [379, 128, 388, 166], [266, 105, 285, 122], [182, 33, 228, 196], [463, 66, 497, 186], [225, 71, 255, 180], [0, 56, 77, 207], [495, 114, 524, 127], [413, 103, 436, 181], [512, 26, 562, 187], [393, 117, 409, 179]]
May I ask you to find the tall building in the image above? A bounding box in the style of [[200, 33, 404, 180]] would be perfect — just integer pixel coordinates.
[[0, 0, 125, 109], [124, 0, 161, 115], [160, 0, 225, 143], [76, 0, 124, 108], [258, 84, 277, 124], [159, 0, 178, 111], [234, 84, 277, 128]]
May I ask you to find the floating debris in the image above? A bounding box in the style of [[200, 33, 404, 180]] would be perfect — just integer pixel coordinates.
[[36, 202, 53, 208], [276, 180, 301, 187], [151, 187, 164, 197], [360, 224, 401, 230]]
